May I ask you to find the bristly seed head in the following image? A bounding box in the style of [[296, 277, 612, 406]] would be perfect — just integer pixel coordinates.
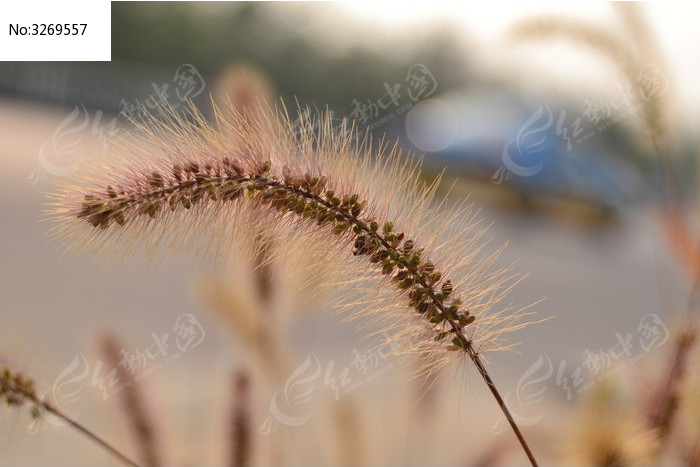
[[68, 157, 479, 347], [49, 102, 530, 376]]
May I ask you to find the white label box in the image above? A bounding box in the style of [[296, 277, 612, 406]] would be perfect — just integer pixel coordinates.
[[1, 0, 110, 61]]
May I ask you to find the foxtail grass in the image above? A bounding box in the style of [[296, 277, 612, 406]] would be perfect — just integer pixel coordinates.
[[1, 361, 141, 467], [48, 102, 538, 465]]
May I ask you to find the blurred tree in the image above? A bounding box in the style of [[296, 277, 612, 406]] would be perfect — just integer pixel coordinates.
[[110, 2, 471, 113]]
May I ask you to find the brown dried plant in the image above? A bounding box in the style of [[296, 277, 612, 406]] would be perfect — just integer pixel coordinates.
[[229, 370, 252, 467], [101, 334, 162, 467], [48, 102, 537, 464]]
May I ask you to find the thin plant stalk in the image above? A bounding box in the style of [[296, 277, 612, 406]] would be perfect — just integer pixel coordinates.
[[1, 364, 141, 467], [646, 324, 696, 444], [467, 347, 538, 466], [42, 401, 142, 467], [101, 334, 161, 467], [229, 370, 252, 467]]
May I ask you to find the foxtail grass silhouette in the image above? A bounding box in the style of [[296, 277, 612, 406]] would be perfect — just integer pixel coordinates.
[[48, 102, 538, 465]]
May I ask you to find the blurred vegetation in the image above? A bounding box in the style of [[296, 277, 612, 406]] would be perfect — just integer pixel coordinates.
[[111, 2, 471, 114]]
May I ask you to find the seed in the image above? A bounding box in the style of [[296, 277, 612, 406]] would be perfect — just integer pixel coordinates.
[[429, 313, 445, 324], [381, 261, 394, 275], [442, 280, 453, 297], [113, 210, 125, 226], [394, 270, 409, 281], [434, 331, 449, 341], [295, 199, 305, 214], [333, 222, 348, 235], [148, 172, 164, 188], [458, 314, 475, 326]]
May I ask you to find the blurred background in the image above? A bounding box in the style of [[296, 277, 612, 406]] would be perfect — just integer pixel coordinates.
[[2, 2, 700, 466]]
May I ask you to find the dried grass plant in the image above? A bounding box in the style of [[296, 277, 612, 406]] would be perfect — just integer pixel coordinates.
[[48, 101, 537, 464], [229, 370, 252, 467], [101, 334, 162, 467], [1, 360, 141, 466]]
